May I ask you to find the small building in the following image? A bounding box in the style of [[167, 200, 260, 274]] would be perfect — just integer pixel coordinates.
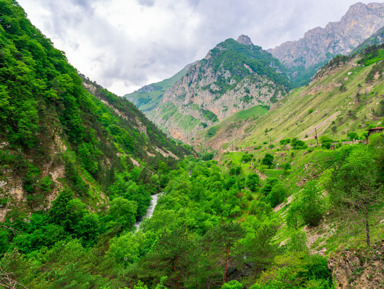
[[368, 127, 384, 137]]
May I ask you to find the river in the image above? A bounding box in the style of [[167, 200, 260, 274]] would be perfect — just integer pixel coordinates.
[[135, 192, 162, 231]]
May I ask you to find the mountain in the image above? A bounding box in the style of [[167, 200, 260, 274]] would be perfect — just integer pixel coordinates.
[[352, 25, 384, 54], [205, 44, 384, 151], [0, 0, 190, 223], [124, 64, 190, 113], [146, 35, 291, 143], [270, 2, 384, 87]]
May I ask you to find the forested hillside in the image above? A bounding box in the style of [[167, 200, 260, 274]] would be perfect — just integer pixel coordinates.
[[0, 1, 192, 285]]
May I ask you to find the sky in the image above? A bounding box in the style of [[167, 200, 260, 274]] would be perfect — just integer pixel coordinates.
[[17, 0, 377, 95]]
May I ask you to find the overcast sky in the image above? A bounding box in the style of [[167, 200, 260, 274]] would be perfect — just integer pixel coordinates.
[[18, 0, 377, 95]]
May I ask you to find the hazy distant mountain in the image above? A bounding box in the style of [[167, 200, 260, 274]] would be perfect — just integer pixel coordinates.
[[270, 2, 384, 87], [124, 65, 191, 113]]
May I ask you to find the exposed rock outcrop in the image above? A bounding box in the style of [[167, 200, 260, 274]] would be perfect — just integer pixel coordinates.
[[270, 2, 384, 86], [328, 241, 384, 288]]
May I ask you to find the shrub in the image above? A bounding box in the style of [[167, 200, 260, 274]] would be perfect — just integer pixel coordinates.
[[241, 153, 253, 163], [291, 138, 307, 150], [261, 153, 274, 168]]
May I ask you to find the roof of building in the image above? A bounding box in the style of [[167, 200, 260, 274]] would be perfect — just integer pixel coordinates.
[[368, 127, 384, 131]]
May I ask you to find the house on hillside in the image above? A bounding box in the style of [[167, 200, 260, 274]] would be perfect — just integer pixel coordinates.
[[368, 127, 384, 137]]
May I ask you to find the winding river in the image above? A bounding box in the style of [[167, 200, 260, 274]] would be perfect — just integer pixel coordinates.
[[135, 193, 162, 231]]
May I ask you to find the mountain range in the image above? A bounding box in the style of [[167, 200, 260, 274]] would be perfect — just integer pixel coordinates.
[[127, 2, 384, 145]]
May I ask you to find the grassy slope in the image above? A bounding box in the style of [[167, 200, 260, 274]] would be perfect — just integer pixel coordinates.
[[212, 51, 384, 256], [206, 53, 384, 151]]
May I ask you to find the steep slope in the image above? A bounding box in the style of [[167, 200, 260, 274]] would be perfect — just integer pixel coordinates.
[[270, 2, 384, 87], [149, 35, 291, 143], [0, 0, 190, 222], [206, 45, 384, 151], [124, 65, 190, 113], [353, 25, 384, 54]]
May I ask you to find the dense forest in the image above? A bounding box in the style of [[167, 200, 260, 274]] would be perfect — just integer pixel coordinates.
[[1, 0, 384, 288]]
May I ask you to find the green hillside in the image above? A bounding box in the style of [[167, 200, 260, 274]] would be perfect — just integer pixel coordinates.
[[0, 0, 190, 261], [205, 46, 384, 151], [208, 38, 292, 91]]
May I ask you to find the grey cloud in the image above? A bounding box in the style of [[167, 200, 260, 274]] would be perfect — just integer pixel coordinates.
[[137, 0, 155, 7], [18, 0, 376, 95]]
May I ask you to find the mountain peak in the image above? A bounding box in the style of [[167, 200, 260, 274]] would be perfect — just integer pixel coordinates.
[[236, 34, 253, 46]]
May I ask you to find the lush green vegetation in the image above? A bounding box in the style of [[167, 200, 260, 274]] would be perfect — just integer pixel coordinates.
[[210, 39, 291, 92], [3, 1, 384, 288]]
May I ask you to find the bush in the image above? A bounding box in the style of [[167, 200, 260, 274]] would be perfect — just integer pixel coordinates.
[[319, 136, 333, 149], [202, 153, 214, 161], [246, 173, 261, 192], [280, 138, 291, 145], [229, 166, 241, 176], [291, 138, 307, 150], [267, 183, 286, 207], [222, 280, 242, 289], [241, 153, 253, 163], [261, 153, 274, 168], [347, 132, 359, 141]]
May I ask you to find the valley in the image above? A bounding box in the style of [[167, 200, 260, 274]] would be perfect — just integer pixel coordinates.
[[1, 1, 384, 289]]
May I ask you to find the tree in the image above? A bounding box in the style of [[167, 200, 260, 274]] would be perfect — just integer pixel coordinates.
[[261, 153, 274, 168], [202, 223, 245, 284], [108, 197, 138, 229], [326, 146, 382, 247], [296, 181, 325, 227], [267, 183, 286, 208], [246, 173, 260, 192]]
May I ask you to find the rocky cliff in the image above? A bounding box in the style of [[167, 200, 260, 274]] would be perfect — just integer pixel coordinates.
[[148, 36, 290, 143], [270, 2, 384, 87], [329, 241, 384, 288]]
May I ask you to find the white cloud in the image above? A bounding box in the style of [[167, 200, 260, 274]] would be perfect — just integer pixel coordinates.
[[18, 0, 377, 95]]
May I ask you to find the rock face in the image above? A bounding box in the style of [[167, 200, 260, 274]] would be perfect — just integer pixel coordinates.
[[236, 34, 253, 46], [328, 241, 384, 289], [270, 2, 384, 87], [148, 36, 290, 143]]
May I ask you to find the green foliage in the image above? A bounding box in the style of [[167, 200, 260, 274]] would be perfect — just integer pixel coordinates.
[[280, 138, 291, 145], [326, 146, 382, 246], [291, 138, 308, 150], [347, 132, 359, 141], [229, 166, 242, 176], [246, 173, 261, 192], [201, 109, 219, 123], [202, 152, 214, 161], [267, 183, 287, 208], [222, 280, 243, 289], [241, 153, 253, 163], [108, 197, 138, 230], [262, 153, 274, 168], [319, 136, 333, 149], [206, 126, 219, 138], [210, 38, 291, 91], [289, 181, 325, 227], [251, 253, 333, 289]]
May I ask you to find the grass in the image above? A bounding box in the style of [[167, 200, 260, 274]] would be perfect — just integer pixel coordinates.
[[206, 56, 384, 152]]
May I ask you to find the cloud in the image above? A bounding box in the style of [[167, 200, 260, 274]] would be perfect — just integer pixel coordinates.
[[17, 0, 376, 95]]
